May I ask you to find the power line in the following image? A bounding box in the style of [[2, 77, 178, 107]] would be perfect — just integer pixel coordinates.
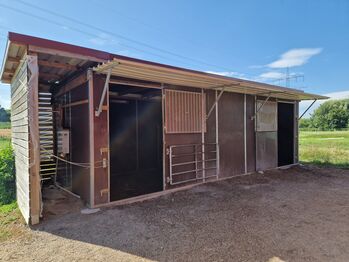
[[88, 0, 209, 50], [0, 3, 203, 68], [14, 0, 250, 74]]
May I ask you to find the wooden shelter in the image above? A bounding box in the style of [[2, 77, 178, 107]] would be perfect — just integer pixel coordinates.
[[0, 32, 327, 224]]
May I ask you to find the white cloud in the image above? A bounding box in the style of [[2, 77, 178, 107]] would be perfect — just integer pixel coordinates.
[[268, 48, 322, 68], [89, 33, 115, 46], [324, 90, 349, 100], [60, 25, 70, 30], [206, 71, 246, 79], [259, 71, 286, 79], [300, 90, 349, 118]]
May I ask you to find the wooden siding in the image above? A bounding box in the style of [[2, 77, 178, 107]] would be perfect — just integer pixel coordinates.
[[164, 89, 205, 134], [11, 54, 41, 225], [11, 56, 30, 223], [27, 55, 40, 225]]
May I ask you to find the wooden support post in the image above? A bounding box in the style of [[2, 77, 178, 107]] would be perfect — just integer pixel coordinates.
[[244, 94, 247, 174], [201, 88, 206, 182], [88, 69, 95, 208], [215, 90, 220, 178], [161, 86, 166, 191], [27, 54, 40, 225], [294, 101, 299, 164]]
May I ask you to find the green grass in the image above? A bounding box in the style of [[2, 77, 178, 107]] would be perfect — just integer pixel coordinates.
[[299, 130, 349, 168], [0, 137, 11, 150], [0, 202, 25, 242], [0, 122, 10, 129]]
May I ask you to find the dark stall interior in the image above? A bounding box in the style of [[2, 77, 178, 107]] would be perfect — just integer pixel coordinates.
[[109, 84, 163, 201], [277, 102, 294, 166]]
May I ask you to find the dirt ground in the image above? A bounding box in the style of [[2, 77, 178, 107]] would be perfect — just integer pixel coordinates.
[[1, 165, 349, 262]]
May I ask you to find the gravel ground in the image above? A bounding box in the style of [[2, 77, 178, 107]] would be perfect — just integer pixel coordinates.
[[1, 165, 349, 262]]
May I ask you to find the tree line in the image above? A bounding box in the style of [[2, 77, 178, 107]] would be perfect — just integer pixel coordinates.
[[300, 99, 349, 130], [0, 105, 10, 122]]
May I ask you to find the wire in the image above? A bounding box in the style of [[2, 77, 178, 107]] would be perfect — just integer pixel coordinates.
[[14, 0, 250, 74], [40, 146, 104, 169], [0, 2, 194, 67]]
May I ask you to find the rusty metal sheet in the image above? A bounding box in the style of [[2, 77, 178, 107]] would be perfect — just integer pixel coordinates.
[[218, 92, 245, 177], [92, 74, 109, 205], [256, 131, 277, 171], [246, 95, 256, 173]]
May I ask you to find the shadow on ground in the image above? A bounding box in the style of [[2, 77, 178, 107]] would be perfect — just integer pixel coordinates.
[[2, 165, 349, 261]]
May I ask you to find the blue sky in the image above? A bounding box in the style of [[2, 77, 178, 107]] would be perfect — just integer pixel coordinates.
[[0, 0, 348, 116]]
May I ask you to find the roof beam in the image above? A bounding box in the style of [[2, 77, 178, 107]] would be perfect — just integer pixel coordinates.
[[29, 45, 106, 63], [38, 60, 78, 71], [3, 69, 16, 75], [7, 56, 21, 63], [39, 72, 63, 80], [54, 72, 88, 98]]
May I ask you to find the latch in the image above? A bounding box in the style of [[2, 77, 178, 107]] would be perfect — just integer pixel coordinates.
[[100, 188, 109, 196]]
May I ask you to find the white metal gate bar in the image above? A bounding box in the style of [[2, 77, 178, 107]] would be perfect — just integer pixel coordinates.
[[38, 91, 56, 181], [169, 143, 219, 185]]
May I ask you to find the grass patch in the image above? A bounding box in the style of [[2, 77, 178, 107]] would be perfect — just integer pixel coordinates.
[[299, 130, 349, 168], [0, 122, 10, 129], [0, 137, 11, 150], [0, 202, 26, 242]]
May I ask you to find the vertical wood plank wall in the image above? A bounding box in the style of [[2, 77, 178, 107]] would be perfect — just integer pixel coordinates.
[[11, 56, 30, 224], [27, 54, 41, 225], [11, 54, 40, 225]]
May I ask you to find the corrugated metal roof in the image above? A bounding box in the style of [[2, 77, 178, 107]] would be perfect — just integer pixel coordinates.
[[94, 58, 328, 100], [1, 32, 328, 100]]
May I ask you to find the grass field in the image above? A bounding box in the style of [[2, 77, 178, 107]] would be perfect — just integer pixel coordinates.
[[0, 123, 11, 151], [0, 202, 25, 242], [0, 122, 10, 129], [299, 130, 349, 168]]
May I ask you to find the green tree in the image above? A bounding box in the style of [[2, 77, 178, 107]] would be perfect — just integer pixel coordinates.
[[0, 105, 10, 122], [299, 118, 312, 129], [0, 145, 16, 205], [310, 99, 349, 130]]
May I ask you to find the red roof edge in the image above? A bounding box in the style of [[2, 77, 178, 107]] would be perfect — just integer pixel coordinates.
[[4, 32, 312, 96], [8, 32, 112, 61]]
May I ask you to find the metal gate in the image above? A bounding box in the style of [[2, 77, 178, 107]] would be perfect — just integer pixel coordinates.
[[169, 143, 219, 185]]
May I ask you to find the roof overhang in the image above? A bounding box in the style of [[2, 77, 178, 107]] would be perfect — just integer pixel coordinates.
[[1, 32, 329, 101], [0, 32, 111, 84], [94, 58, 328, 101]]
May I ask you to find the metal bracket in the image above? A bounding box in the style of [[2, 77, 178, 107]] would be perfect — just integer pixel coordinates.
[[299, 99, 317, 120], [206, 86, 226, 119], [251, 93, 272, 120], [95, 68, 112, 117]]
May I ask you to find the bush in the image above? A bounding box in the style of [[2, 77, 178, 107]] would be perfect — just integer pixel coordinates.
[[311, 99, 349, 130], [0, 145, 15, 205], [299, 118, 312, 129]]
